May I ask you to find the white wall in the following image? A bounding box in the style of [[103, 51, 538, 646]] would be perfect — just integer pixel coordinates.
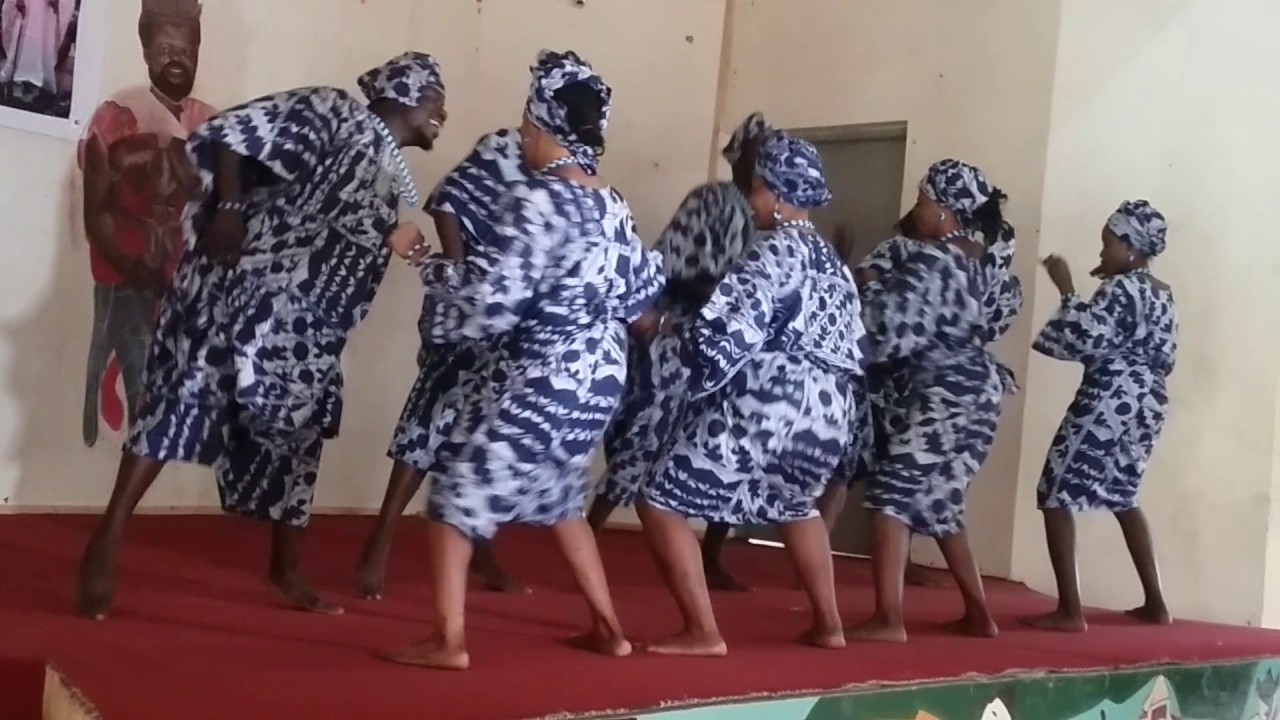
[[1010, 0, 1280, 626], [0, 0, 729, 518]]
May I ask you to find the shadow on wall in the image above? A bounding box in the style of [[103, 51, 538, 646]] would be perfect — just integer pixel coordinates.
[[0, 0, 250, 511]]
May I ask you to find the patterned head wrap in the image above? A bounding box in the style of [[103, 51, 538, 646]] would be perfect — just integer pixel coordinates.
[[722, 112, 773, 166], [754, 131, 832, 210], [658, 182, 754, 282], [357, 52, 445, 108], [920, 159, 996, 228], [1106, 199, 1168, 259], [525, 49, 613, 175]]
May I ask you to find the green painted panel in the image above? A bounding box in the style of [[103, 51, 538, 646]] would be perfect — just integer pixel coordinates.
[[620, 659, 1280, 720]]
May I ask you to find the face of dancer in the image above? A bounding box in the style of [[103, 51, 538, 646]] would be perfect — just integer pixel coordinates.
[[402, 89, 447, 151], [143, 22, 200, 101], [1096, 226, 1139, 277], [908, 187, 959, 242]]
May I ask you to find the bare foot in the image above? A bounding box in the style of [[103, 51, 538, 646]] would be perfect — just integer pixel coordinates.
[[905, 562, 951, 588], [354, 543, 388, 600], [847, 616, 908, 643], [76, 536, 116, 620], [799, 624, 846, 649], [377, 638, 470, 671], [269, 572, 344, 615], [1125, 603, 1173, 626], [642, 631, 728, 657], [704, 565, 752, 592], [943, 611, 999, 638], [569, 628, 633, 657], [1023, 609, 1087, 633]]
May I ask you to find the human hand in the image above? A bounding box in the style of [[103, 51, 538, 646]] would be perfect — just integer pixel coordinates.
[[1041, 254, 1075, 296], [202, 207, 246, 265], [123, 258, 168, 296], [388, 222, 430, 265]]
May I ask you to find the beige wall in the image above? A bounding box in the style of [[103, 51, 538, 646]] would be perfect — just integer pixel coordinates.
[[0, 0, 728, 517], [1010, 0, 1280, 627], [721, 0, 1063, 578]]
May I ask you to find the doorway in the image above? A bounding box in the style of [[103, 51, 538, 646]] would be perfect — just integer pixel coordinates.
[[737, 121, 908, 557]]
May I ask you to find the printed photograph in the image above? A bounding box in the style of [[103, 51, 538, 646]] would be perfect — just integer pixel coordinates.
[[0, 0, 81, 118]]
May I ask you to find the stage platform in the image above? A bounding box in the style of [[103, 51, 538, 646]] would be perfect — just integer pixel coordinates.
[[2, 515, 1277, 720]]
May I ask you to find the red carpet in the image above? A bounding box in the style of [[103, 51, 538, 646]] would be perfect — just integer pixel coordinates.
[[2, 514, 1278, 720]]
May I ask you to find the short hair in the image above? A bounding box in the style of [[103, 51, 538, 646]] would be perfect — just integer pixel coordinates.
[[138, 0, 202, 45]]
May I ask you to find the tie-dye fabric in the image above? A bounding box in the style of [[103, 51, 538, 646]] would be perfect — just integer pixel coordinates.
[[1106, 199, 1168, 259], [524, 49, 611, 175], [599, 182, 755, 508], [755, 132, 833, 209], [388, 129, 528, 472], [1034, 269, 1177, 512], [418, 177, 663, 541], [126, 87, 410, 526], [921, 158, 995, 226], [643, 224, 866, 524], [356, 52, 444, 107], [858, 237, 1010, 538], [722, 112, 772, 165]]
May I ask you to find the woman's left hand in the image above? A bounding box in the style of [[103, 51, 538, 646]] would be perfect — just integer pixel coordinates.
[[388, 222, 430, 265]]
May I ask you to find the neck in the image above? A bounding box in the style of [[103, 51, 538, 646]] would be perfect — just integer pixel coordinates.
[[775, 204, 808, 226], [150, 85, 186, 112], [370, 103, 410, 147]]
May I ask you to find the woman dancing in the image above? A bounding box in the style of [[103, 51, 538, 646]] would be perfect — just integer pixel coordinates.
[[1025, 200, 1177, 632], [586, 112, 769, 593], [851, 159, 1020, 643], [356, 125, 529, 599], [638, 131, 867, 656], [76, 53, 449, 618], [379, 50, 662, 671]]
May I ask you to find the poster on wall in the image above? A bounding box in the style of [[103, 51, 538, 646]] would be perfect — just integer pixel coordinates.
[[0, 0, 101, 137], [78, 0, 214, 447]]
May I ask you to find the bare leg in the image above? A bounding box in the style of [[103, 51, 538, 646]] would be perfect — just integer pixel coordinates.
[[76, 451, 165, 619], [1024, 508, 1087, 632], [378, 520, 473, 670], [702, 522, 751, 592], [269, 522, 343, 615], [904, 545, 952, 588], [469, 540, 529, 594], [847, 511, 909, 643], [936, 530, 997, 638], [586, 495, 618, 531], [1116, 507, 1172, 625], [637, 500, 727, 656], [817, 482, 849, 533], [356, 460, 424, 600], [777, 517, 844, 649], [551, 518, 631, 657]]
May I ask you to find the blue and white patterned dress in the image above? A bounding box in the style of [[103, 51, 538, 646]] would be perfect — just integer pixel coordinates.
[[419, 176, 664, 541], [598, 182, 754, 507], [127, 87, 417, 526], [643, 226, 866, 523], [1033, 270, 1177, 512], [859, 240, 1012, 537], [388, 129, 526, 470]]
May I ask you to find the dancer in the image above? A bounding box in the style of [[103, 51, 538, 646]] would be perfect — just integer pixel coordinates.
[[356, 125, 529, 600], [850, 159, 1020, 643], [820, 211, 952, 589], [380, 50, 661, 671], [638, 131, 866, 656], [75, 52, 449, 619], [586, 111, 769, 593], [1024, 200, 1177, 632]]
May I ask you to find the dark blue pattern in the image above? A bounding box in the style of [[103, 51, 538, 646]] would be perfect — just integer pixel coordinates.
[[525, 50, 611, 175], [1034, 270, 1177, 512], [388, 129, 527, 471], [599, 182, 754, 507], [420, 177, 663, 540], [643, 226, 866, 523], [755, 132, 832, 209], [126, 87, 409, 526]]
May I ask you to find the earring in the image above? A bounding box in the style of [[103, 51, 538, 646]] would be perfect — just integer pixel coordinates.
[[938, 211, 946, 222], [772, 203, 783, 225]]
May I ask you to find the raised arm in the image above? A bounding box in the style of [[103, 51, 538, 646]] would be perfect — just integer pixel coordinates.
[[1033, 276, 1139, 363]]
